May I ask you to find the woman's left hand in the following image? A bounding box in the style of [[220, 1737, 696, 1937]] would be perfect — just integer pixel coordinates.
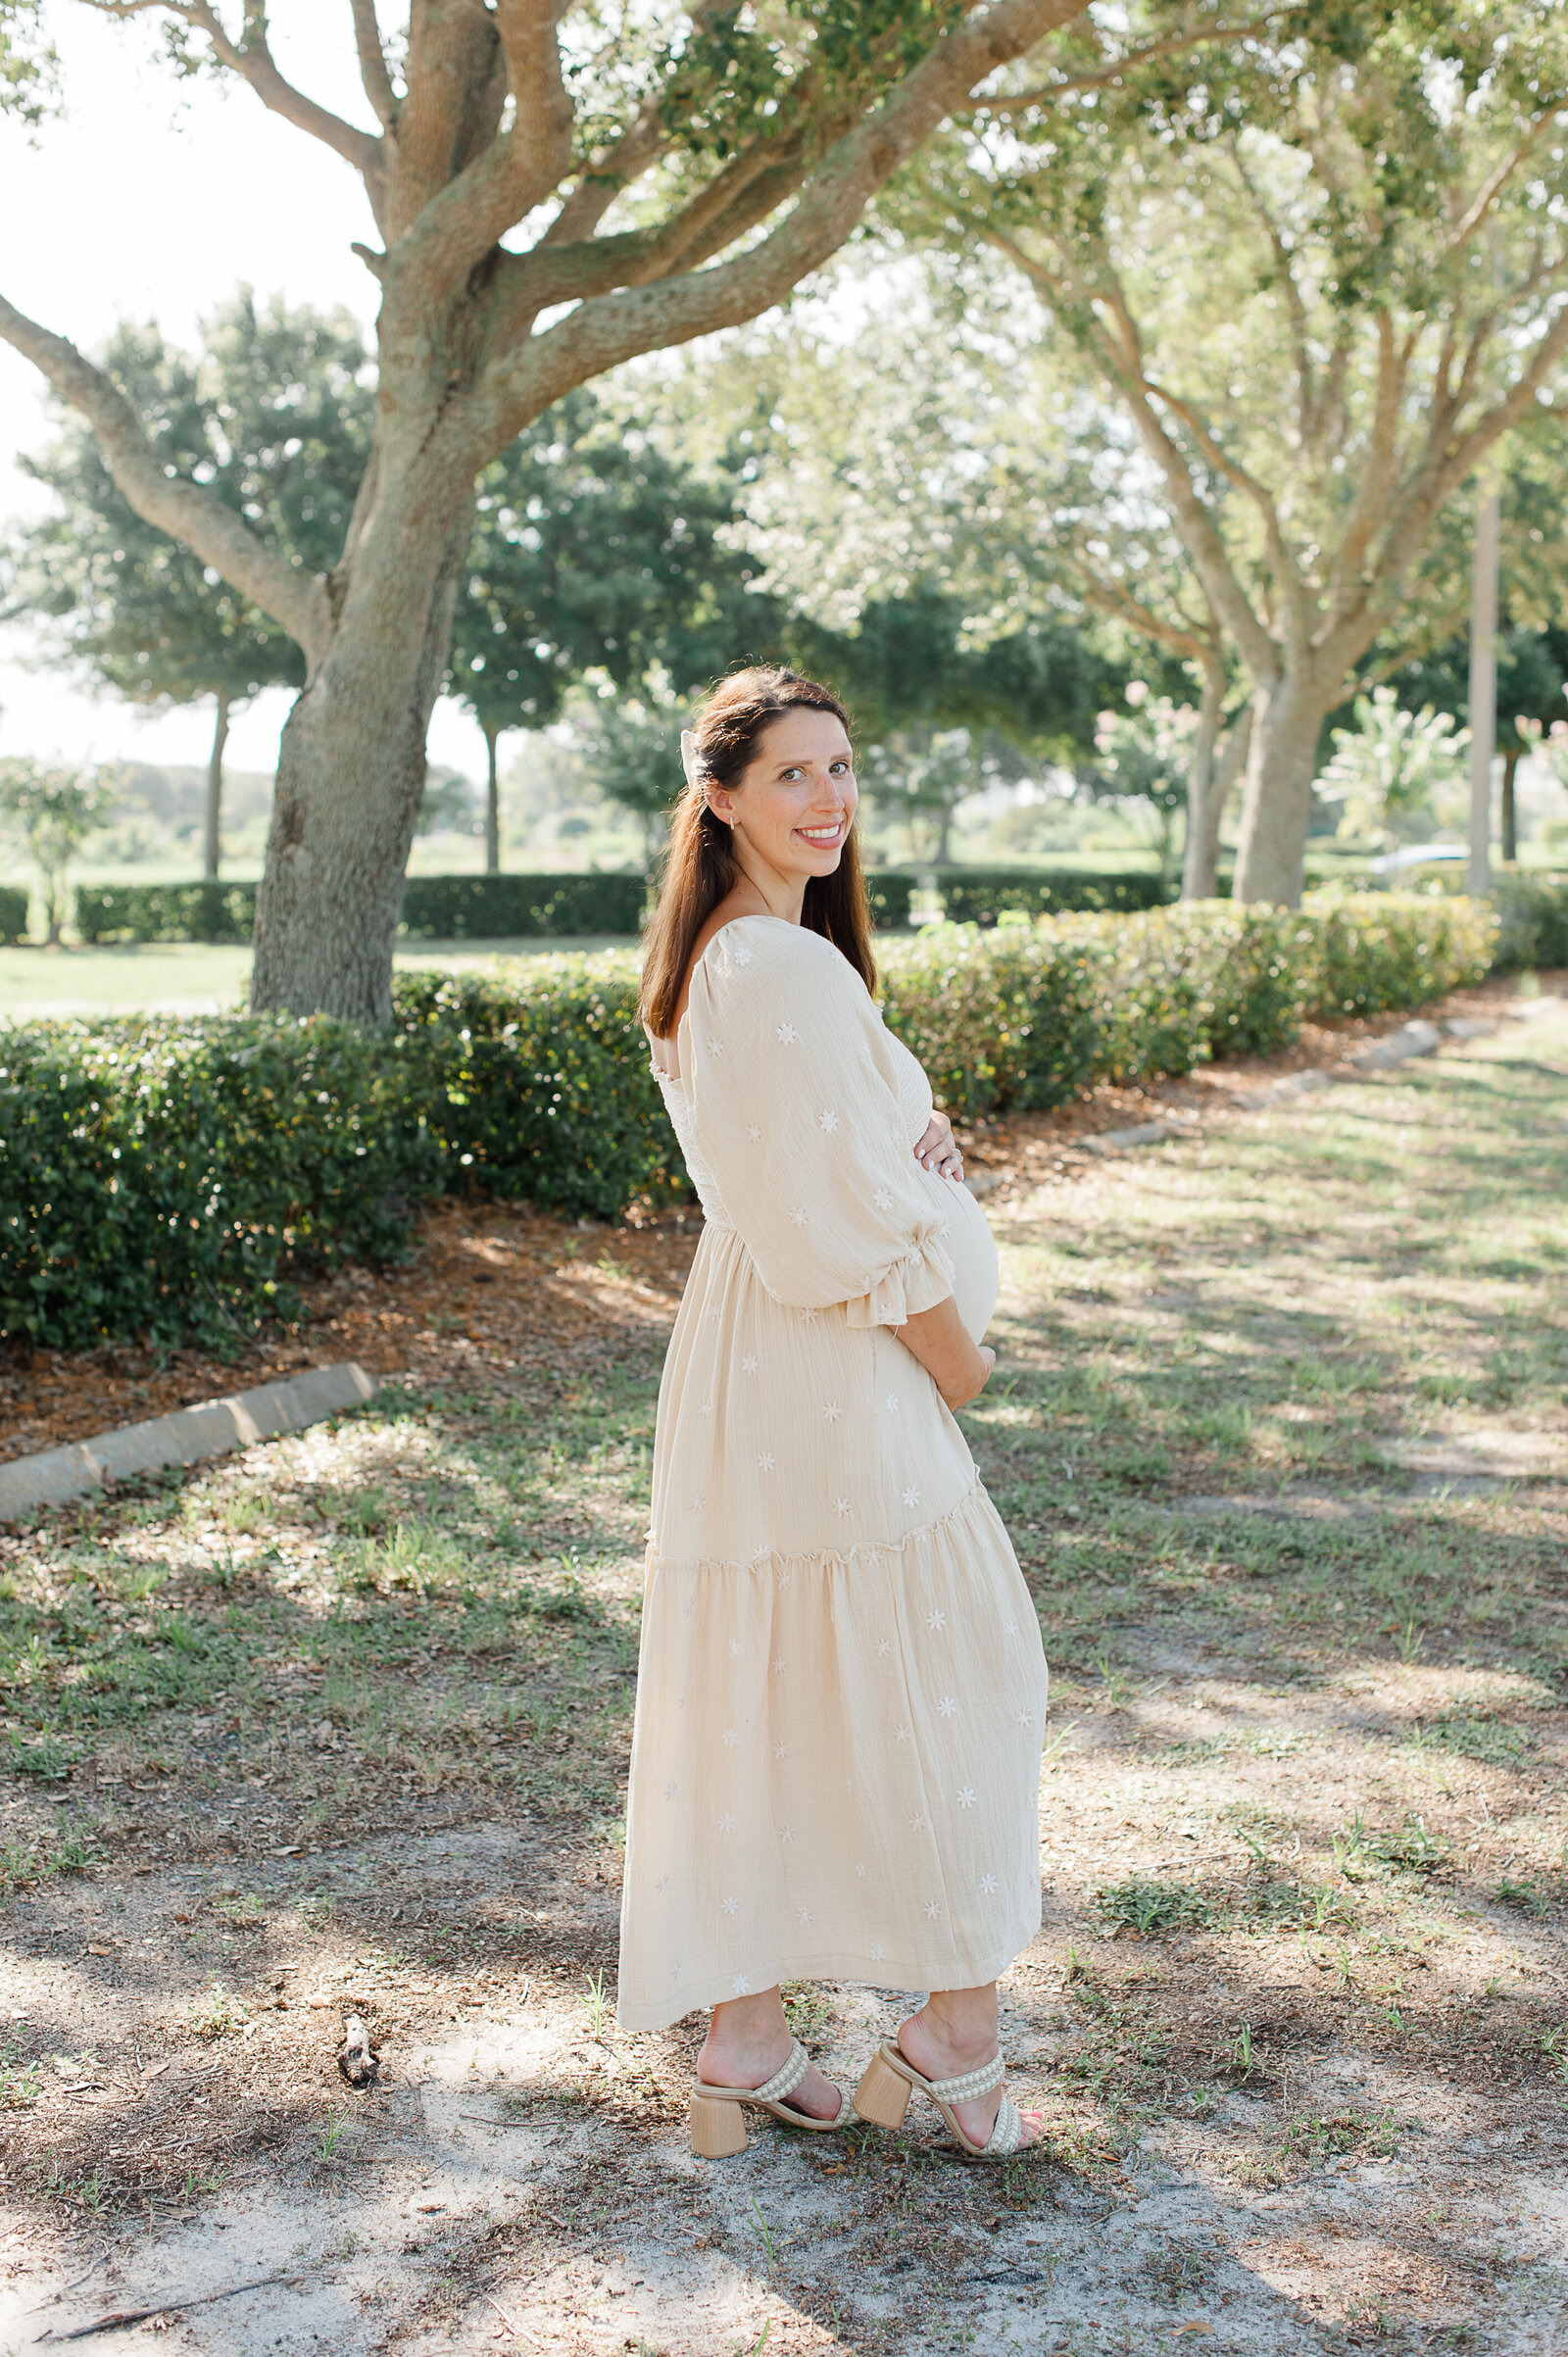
[[913, 1110, 963, 1183]]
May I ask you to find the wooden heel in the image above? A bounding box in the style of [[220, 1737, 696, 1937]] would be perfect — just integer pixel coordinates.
[[854, 2048, 912, 2130], [689, 2093, 748, 2158]]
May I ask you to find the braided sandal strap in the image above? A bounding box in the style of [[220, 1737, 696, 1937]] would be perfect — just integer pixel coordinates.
[[981, 2095, 1025, 2157], [753, 2038, 809, 2107], [924, 2049, 1006, 2105]]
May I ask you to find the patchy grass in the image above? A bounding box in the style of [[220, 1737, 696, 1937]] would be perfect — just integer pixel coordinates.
[[0, 996, 1560, 2353]]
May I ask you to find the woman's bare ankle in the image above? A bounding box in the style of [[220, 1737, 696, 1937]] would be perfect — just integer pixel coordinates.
[[900, 1985, 1001, 2077]]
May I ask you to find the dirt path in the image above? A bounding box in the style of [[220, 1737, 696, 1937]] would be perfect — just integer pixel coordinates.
[[0, 995, 1563, 2353]]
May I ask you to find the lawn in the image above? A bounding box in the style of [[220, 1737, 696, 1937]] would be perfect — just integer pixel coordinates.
[[0, 937, 638, 1018], [0, 997, 1562, 2352]]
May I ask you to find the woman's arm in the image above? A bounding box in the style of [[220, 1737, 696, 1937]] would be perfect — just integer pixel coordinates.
[[896, 1295, 995, 1410]]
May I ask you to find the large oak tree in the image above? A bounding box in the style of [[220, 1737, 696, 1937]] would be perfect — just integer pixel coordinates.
[[0, 0, 1089, 1018], [914, 0, 1568, 902]]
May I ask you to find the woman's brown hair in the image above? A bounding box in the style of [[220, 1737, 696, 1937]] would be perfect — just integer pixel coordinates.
[[639, 665, 875, 1038]]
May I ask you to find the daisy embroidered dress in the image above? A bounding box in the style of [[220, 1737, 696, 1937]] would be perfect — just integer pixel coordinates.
[[616, 913, 1049, 2031]]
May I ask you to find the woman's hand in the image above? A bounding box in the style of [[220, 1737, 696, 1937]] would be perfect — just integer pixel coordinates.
[[895, 1299, 995, 1410], [913, 1109, 963, 1182], [944, 1343, 996, 1411]]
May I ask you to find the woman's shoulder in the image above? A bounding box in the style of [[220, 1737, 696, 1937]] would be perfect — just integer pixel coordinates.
[[699, 913, 863, 995]]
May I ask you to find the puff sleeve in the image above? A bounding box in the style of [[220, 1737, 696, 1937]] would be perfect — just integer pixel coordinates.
[[682, 916, 956, 1327]]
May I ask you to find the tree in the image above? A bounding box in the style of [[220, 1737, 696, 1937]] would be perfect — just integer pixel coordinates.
[[1388, 625, 1568, 862], [450, 392, 782, 869], [910, 1, 1568, 902], [0, 757, 117, 943], [1315, 687, 1469, 853], [661, 299, 1246, 891], [860, 725, 988, 863], [1082, 682, 1200, 885], [567, 670, 696, 859], [0, 0, 1090, 1021], [4, 294, 373, 877]]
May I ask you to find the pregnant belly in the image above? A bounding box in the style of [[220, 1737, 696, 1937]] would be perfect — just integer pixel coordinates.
[[913, 1165, 999, 1342]]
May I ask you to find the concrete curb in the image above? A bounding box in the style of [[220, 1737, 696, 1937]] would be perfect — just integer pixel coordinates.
[[0, 1361, 379, 1523]]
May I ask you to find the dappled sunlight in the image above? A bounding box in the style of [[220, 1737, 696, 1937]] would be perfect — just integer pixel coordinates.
[[0, 1012, 1558, 2348]]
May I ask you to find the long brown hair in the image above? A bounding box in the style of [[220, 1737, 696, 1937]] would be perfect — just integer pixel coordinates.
[[639, 665, 876, 1038]]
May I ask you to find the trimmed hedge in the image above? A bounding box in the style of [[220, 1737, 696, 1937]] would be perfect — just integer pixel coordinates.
[[0, 1016, 444, 1349], [399, 871, 646, 939], [906, 866, 1177, 924], [76, 882, 260, 945], [0, 887, 27, 945], [75, 867, 914, 947], [1491, 871, 1568, 970], [1, 891, 1496, 1350], [863, 871, 915, 929], [876, 892, 1495, 1117], [75, 872, 649, 946]]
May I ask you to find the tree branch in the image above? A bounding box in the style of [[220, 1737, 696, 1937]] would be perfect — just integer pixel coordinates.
[[542, 102, 669, 246], [0, 288, 332, 674], [386, 1, 573, 303], [1446, 110, 1560, 255], [1324, 309, 1402, 620], [978, 221, 1282, 683], [473, 0, 1090, 438], [186, 3, 381, 175], [971, 14, 1277, 111], [1325, 301, 1568, 676], [350, 0, 399, 131], [1225, 137, 1314, 446]]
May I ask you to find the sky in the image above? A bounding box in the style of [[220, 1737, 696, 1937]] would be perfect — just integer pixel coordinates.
[[0, 3, 494, 778]]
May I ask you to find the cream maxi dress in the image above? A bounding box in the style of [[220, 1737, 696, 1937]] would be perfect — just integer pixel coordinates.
[[616, 913, 1049, 2032]]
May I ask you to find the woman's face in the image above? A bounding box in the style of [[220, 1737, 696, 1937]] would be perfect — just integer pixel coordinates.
[[708, 707, 858, 883]]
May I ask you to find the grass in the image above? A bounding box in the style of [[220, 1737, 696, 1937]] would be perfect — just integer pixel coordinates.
[[0, 936, 639, 1017], [0, 998, 1560, 2348]]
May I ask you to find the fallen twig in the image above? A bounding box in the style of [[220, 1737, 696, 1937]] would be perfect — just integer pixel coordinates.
[[39, 2272, 303, 2341]]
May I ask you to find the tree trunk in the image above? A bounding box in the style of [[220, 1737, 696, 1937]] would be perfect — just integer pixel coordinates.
[[1500, 746, 1519, 863], [204, 689, 230, 880], [483, 722, 502, 873], [1184, 703, 1251, 899], [250, 504, 470, 1022], [1232, 676, 1331, 905], [935, 804, 954, 866]]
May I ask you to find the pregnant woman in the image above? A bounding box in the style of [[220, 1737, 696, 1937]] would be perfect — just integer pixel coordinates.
[[617, 667, 1049, 2162]]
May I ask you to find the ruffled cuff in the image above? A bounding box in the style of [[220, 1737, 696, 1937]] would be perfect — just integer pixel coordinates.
[[845, 1228, 956, 1330]]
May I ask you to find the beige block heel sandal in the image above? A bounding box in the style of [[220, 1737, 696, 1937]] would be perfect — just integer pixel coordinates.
[[854, 2039, 1028, 2159], [688, 2036, 844, 2158]]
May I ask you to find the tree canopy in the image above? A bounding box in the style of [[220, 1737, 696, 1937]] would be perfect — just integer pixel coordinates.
[[0, 0, 1091, 1018], [3, 292, 372, 873], [899, 0, 1568, 900]]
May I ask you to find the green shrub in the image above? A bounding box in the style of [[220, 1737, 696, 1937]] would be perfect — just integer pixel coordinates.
[[76, 882, 259, 944], [1, 892, 1496, 1349], [1305, 886, 1498, 1014], [0, 1016, 443, 1349], [1490, 871, 1568, 970], [0, 888, 27, 946], [913, 865, 1174, 924], [862, 871, 915, 929], [389, 955, 681, 1217], [399, 872, 646, 939]]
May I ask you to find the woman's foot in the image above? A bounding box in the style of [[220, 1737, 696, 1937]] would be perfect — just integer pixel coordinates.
[[699, 1989, 843, 2123], [897, 1989, 1043, 2152]]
